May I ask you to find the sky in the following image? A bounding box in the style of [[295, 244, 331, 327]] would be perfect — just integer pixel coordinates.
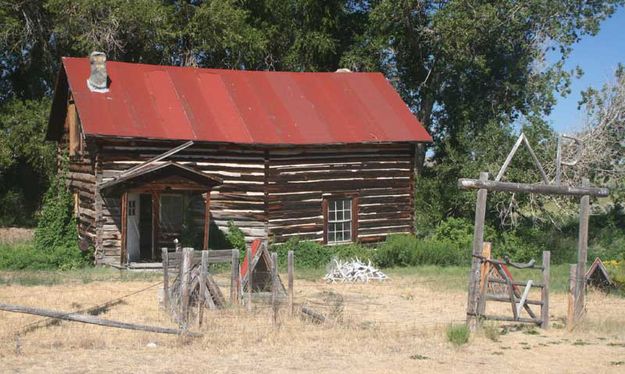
[[547, 7, 625, 133]]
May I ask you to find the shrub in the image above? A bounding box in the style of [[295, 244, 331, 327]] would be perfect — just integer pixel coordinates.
[[226, 221, 246, 257], [374, 234, 417, 267], [272, 237, 374, 269], [432, 217, 474, 247], [447, 324, 470, 346], [0, 242, 87, 270], [30, 158, 90, 270], [374, 234, 471, 268], [274, 237, 332, 269]]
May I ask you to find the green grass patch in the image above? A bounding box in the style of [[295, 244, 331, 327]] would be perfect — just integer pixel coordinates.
[[0, 242, 90, 271], [0, 267, 161, 286], [446, 324, 470, 346]]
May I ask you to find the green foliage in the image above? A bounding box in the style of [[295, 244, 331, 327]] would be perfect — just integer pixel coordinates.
[[31, 159, 89, 269], [0, 242, 88, 270], [375, 234, 471, 268], [446, 324, 470, 346], [272, 237, 375, 269], [226, 221, 246, 258], [0, 98, 55, 226]]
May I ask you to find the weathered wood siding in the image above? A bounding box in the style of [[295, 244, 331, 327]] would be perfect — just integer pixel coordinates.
[[94, 140, 266, 264], [59, 134, 97, 249], [266, 144, 415, 243], [64, 137, 416, 265]]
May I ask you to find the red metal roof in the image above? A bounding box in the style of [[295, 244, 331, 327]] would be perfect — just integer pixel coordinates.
[[59, 57, 432, 145]]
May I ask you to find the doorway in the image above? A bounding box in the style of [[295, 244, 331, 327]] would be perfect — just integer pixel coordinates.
[[126, 193, 154, 262]]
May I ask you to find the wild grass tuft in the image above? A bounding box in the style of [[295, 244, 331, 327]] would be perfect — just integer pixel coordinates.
[[446, 324, 470, 346]]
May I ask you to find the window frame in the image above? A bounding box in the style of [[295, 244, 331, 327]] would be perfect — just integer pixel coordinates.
[[322, 192, 359, 245], [159, 193, 185, 233]]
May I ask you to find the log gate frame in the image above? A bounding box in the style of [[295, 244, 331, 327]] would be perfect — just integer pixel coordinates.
[[459, 133, 609, 330]]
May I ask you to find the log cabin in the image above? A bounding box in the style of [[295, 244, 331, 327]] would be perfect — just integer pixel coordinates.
[[46, 52, 432, 267]]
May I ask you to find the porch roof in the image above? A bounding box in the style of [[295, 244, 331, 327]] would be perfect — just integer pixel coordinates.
[[100, 162, 222, 192]]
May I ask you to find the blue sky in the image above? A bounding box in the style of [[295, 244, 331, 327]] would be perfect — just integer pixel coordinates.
[[547, 7, 625, 133]]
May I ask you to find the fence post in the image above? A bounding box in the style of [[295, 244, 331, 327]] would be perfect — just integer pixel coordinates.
[[467, 172, 489, 331], [541, 251, 550, 329], [247, 245, 253, 312], [567, 264, 577, 331], [271, 251, 279, 328], [231, 249, 240, 305], [477, 242, 491, 317], [162, 248, 169, 309], [575, 178, 590, 322], [288, 250, 294, 317], [198, 250, 208, 326], [180, 247, 193, 327]]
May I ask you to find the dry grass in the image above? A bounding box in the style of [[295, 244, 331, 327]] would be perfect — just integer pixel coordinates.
[[0, 228, 34, 245], [1, 270, 625, 373]]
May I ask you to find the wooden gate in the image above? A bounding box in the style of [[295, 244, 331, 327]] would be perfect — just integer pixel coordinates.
[[476, 243, 550, 328]]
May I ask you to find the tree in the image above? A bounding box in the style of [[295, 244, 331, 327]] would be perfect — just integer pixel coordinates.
[[0, 0, 623, 230], [340, 0, 623, 230]]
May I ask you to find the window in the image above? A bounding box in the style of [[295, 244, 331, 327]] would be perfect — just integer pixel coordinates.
[[326, 198, 353, 244], [128, 200, 136, 216], [160, 194, 184, 232]]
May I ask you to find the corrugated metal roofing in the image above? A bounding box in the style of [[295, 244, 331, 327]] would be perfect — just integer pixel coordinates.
[[60, 57, 432, 145]]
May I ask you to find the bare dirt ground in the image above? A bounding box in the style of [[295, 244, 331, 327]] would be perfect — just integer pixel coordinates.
[[1, 271, 625, 373]]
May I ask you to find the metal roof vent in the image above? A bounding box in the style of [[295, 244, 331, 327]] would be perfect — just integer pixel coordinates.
[[335, 68, 352, 73], [87, 51, 109, 93]]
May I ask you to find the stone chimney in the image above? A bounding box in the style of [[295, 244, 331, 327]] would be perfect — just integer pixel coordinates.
[[87, 51, 108, 92]]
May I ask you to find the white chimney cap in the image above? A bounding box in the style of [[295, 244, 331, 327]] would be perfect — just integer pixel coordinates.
[[87, 51, 109, 93]]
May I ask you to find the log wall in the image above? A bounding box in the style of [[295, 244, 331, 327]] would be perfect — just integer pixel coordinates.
[[64, 138, 416, 265], [266, 144, 415, 243], [59, 134, 97, 251], [94, 140, 267, 264]]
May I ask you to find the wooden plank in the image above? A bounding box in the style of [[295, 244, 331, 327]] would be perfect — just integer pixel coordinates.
[[568, 264, 577, 332], [180, 247, 193, 327], [477, 242, 492, 316], [516, 280, 533, 317], [487, 277, 544, 288], [482, 314, 541, 325], [152, 191, 160, 261], [120, 192, 128, 266], [288, 250, 294, 317], [484, 295, 543, 306], [203, 192, 211, 250], [198, 250, 208, 326], [0, 303, 200, 337], [168, 250, 234, 264], [247, 245, 253, 311], [271, 251, 279, 328], [162, 248, 169, 309], [231, 249, 240, 305], [575, 179, 590, 322], [466, 172, 489, 330], [458, 178, 608, 197], [115, 140, 193, 179], [541, 251, 550, 329], [495, 134, 525, 181]]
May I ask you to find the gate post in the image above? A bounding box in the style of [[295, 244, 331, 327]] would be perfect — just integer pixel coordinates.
[[541, 251, 550, 329], [466, 172, 489, 330]]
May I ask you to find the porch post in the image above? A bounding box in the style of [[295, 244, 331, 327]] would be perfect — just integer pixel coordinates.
[[120, 192, 128, 265], [152, 191, 160, 261], [203, 191, 211, 250]]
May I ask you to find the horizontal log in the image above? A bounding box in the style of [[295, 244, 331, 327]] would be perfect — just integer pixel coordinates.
[[0, 302, 200, 337], [487, 277, 544, 288], [168, 249, 235, 264], [458, 178, 609, 197], [484, 294, 543, 306], [482, 314, 541, 325]]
